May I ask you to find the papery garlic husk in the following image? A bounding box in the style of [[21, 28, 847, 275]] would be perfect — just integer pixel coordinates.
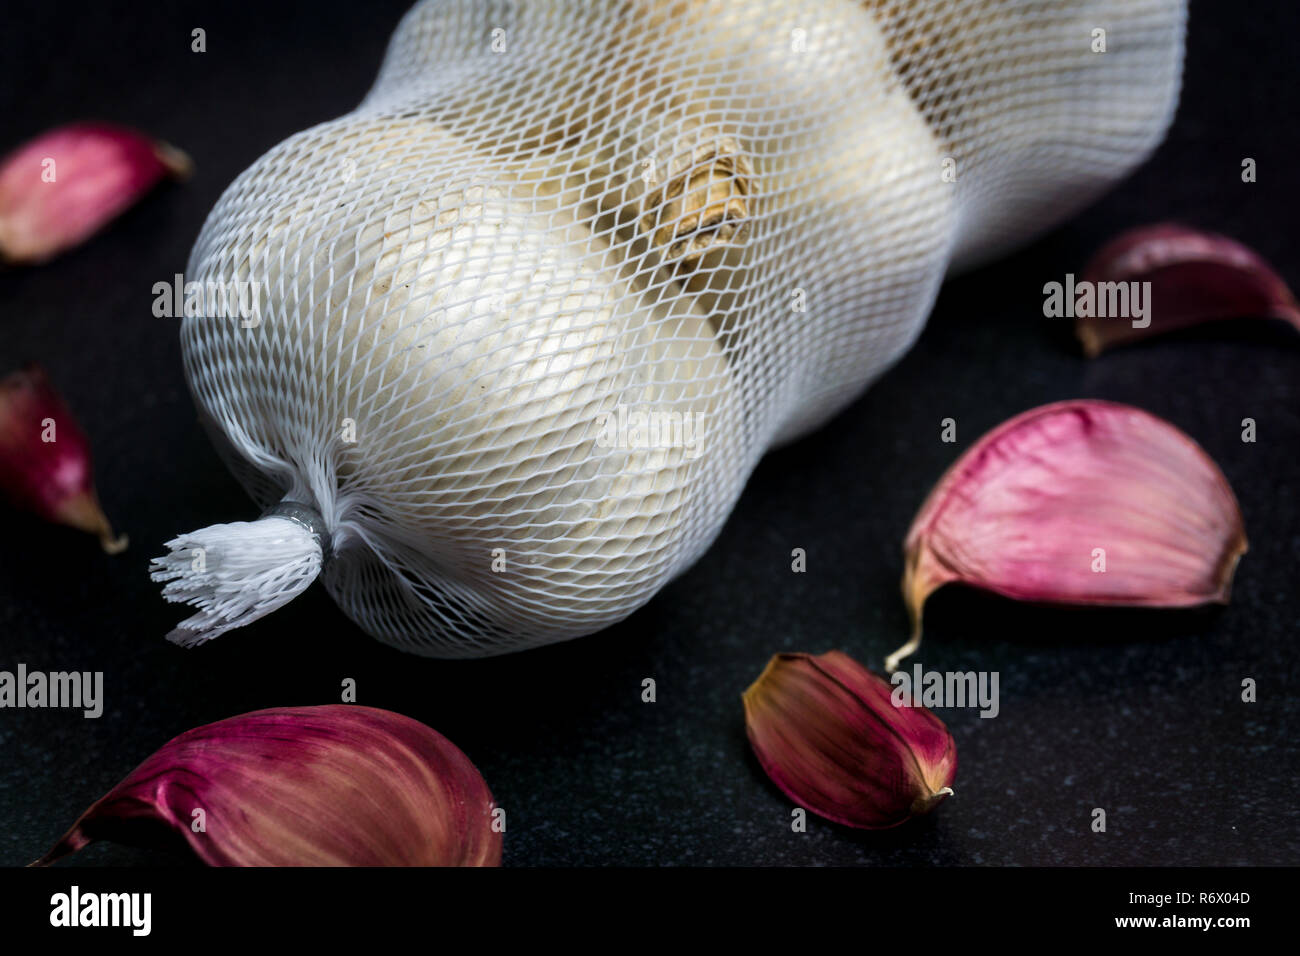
[[888, 400, 1247, 671], [0, 363, 126, 553], [1077, 223, 1300, 356], [0, 122, 191, 264], [743, 651, 956, 829], [34, 705, 501, 867]]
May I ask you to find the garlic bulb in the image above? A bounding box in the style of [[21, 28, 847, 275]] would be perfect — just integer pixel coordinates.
[[157, 116, 740, 654], [153, 0, 1186, 656]]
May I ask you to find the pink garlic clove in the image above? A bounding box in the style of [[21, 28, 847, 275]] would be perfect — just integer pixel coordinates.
[[34, 705, 502, 867], [743, 651, 956, 829], [888, 400, 1247, 671], [0, 363, 126, 553], [1077, 223, 1300, 356], [0, 122, 191, 264]]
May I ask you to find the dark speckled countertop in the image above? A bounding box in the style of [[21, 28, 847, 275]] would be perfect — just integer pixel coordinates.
[[1, 0, 1297, 867]]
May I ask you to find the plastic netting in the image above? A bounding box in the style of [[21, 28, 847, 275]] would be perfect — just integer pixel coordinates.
[[167, 0, 1187, 656]]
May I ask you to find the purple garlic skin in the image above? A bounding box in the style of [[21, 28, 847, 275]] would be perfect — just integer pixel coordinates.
[[890, 399, 1247, 670], [0, 122, 190, 264], [0, 363, 126, 552], [744, 651, 956, 830], [1077, 223, 1300, 356], [35, 705, 502, 867]]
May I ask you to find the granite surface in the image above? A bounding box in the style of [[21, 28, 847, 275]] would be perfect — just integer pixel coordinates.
[[1, 0, 1297, 866]]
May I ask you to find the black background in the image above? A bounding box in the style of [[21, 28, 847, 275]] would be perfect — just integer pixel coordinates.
[[1, 1, 1297, 867]]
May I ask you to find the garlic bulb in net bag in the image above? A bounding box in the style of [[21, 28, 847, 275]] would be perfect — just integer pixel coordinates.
[[152, 0, 1187, 657]]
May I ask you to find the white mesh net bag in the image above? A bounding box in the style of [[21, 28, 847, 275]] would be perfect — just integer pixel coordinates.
[[152, 0, 1187, 657]]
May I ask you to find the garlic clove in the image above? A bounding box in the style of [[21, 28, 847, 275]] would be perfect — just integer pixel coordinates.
[[743, 651, 956, 829], [1076, 223, 1300, 356], [0, 122, 191, 264], [34, 705, 501, 867], [0, 363, 126, 553], [888, 400, 1247, 671]]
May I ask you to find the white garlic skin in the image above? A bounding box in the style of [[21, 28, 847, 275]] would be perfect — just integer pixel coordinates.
[[183, 117, 741, 655]]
